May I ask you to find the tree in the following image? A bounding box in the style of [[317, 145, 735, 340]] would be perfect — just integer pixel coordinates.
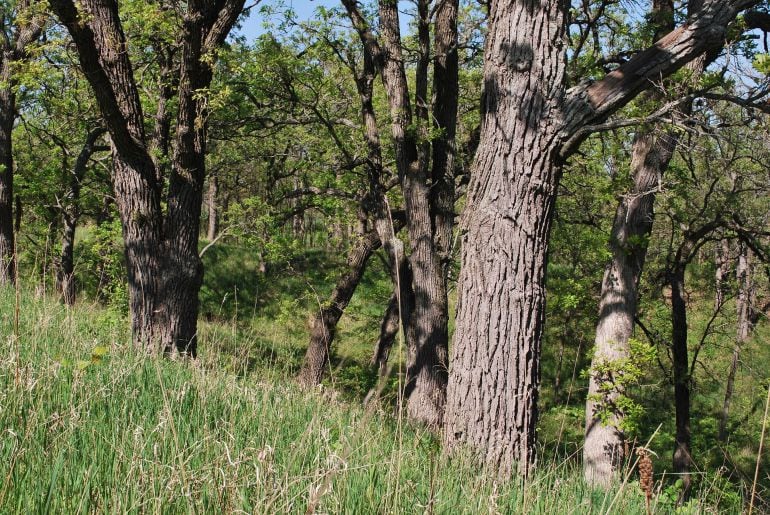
[[49, 0, 246, 354], [341, 0, 460, 429], [443, 0, 758, 476], [0, 0, 44, 284]]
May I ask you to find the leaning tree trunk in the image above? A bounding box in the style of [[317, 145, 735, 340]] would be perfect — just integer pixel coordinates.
[[719, 243, 752, 440], [299, 227, 385, 386], [583, 0, 678, 485], [372, 291, 400, 375]]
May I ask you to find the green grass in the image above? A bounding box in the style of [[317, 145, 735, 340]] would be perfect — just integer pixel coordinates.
[[0, 288, 678, 514]]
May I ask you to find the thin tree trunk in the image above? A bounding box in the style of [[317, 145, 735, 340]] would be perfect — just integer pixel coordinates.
[[719, 243, 752, 440], [670, 265, 693, 501], [0, 5, 44, 285], [714, 239, 731, 310], [372, 291, 400, 375], [583, 130, 677, 487], [0, 68, 14, 285], [57, 128, 108, 305], [299, 227, 386, 387], [207, 172, 219, 241]]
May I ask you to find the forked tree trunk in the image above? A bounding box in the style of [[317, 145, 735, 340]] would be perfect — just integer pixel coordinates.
[[443, 0, 752, 476], [719, 243, 752, 440], [51, 0, 245, 353]]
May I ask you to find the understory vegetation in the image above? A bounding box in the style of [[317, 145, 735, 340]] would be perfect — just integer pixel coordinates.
[[1, 243, 766, 513]]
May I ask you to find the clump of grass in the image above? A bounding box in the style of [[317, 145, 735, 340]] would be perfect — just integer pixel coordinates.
[[0, 288, 735, 513]]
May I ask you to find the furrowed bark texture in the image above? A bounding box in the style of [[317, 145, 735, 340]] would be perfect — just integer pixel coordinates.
[[51, 0, 246, 353], [444, 0, 568, 476], [342, 0, 457, 428], [377, 0, 448, 428], [52, 0, 166, 347], [444, 0, 754, 476], [584, 0, 677, 487]]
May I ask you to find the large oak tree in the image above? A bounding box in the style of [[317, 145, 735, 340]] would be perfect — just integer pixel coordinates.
[[443, 0, 759, 476], [49, 0, 246, 353]]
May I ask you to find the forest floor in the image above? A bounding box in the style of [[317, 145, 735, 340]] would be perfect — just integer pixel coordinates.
[[0, 243, 755, 513]]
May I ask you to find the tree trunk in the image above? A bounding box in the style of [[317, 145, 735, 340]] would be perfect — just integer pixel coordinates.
[[443, 0, 746, 477], [372, 291, 400, 375], [443, 0, 568, 476], [51, 0, 244, 353], [584, 130, 676, 486], [719, 243, 752, 440], [670, 265, 693, 502], [0, 67, 14, 285], [714, 239, 731, 310], [583, 0, 678, 480], [57, 128, 107, 305], [298, 227, 385, 387], [207, 172, 219, 241], [0, 5, 44, 285]]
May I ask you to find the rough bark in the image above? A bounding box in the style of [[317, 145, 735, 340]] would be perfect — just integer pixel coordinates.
[[0, 2, 44, 284], [444, 0, 568, 476], [583, 0, 677, 487], [444, 0, 754, 476], [719, 243, 752, 440], [50, 0, 246, 353], [57, 127, 108, 305]]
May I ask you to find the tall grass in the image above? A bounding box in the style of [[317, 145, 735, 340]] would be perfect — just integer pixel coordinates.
[[0, 288, 739, 513]]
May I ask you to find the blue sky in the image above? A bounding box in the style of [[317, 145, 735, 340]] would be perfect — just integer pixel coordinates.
[[235, 0, 413, 41], [236, 0, 346, 40]]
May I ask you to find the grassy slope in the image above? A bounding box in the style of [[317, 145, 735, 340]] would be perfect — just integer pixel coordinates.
[[0, 242, 754, 513]]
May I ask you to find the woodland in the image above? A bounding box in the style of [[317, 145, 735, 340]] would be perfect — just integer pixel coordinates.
[[3, 0, 770, 513]]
